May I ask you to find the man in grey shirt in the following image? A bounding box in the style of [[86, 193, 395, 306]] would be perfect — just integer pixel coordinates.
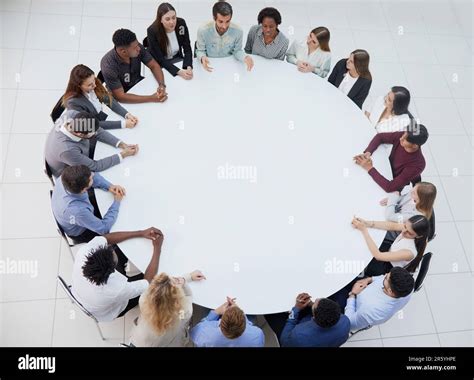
[[45, 110, 139, 178], [101, 28, 168, 104]]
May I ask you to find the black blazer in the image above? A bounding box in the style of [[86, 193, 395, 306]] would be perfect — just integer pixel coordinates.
[[146, 18, 193, 77], [327, 58, 372, 109]]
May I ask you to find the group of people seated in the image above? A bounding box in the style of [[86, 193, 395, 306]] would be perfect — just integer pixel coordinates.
[[45, 1, 437, 347]]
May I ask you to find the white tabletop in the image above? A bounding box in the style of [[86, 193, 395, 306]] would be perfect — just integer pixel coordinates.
[[95, 55, 392, 314]]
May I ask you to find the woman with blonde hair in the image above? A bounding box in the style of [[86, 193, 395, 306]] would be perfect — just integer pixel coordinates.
[[62, 64, 138, 130], [130, 270, 205, 347]]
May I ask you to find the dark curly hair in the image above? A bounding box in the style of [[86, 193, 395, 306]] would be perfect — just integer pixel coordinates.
[[312, 298, 341, 328], [257, 7, 282, 25], [82, 244, 117, 286], [112, 28, 137, 48]]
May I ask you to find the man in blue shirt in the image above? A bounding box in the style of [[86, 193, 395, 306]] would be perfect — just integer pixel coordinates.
[[196, 1, 254, 72], [190, 297, 264, 347], [51, 164, 125, 243], [280, 294, 350, 347]]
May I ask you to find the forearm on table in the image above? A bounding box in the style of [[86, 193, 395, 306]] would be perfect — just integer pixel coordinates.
[[104, 230, 143, 245]]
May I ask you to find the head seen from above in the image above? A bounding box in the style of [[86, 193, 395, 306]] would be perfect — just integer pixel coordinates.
[[61, 165, 94, 194], [220, 305, 246, 339], [82, 244, 118, 286], [258, 7, 282, 40], [311, 298, 341, 328], [400, 123, 429, 153], [307, 26, 330, 52], [113, 28, 140, 58]]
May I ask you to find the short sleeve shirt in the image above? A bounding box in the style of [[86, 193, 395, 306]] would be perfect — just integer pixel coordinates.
[[100, 45, 153, 92]]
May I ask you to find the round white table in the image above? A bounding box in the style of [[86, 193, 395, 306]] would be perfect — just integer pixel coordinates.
[[95, 55, 392, 314]]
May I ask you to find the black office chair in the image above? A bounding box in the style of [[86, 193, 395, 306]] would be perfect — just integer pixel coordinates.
[[50, 97, 65, 123], [142, 36, 149, 48], [194, 40, 197, 58], [49, 190, 77, 260], [414, 252, 433, 292], [44, 159, 55, 187]]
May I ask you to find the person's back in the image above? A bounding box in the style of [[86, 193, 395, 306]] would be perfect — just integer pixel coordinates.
[[280, 297, 350, 347], [190, 303, 264, 347]]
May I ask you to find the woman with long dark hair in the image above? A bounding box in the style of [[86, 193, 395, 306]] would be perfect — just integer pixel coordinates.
[[328, 49, 372, 109], [352, 214, 430, 276], [365, 86, 412, 133], [146, 2, 193, 80], [62, 64, 138, 130]]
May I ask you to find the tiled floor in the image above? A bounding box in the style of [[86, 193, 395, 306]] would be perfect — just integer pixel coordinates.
[[0, 0, 472, 347]]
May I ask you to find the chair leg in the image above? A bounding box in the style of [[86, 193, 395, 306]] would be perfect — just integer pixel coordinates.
[[67, 243, 75, 261], [95, 322, 106, 341]]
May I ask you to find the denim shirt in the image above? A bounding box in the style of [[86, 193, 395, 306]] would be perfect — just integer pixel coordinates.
[[196, 21, 245, 62]]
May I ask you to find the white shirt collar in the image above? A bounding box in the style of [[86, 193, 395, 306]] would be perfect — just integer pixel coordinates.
[[60, 123, 82, 142]]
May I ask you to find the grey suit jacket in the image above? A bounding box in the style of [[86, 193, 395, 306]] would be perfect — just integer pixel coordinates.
[[66, 94, 128, 130], [45, 112, 122, 177]]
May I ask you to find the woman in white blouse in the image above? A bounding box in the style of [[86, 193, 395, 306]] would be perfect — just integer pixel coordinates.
[[129, 270, 205, 347], [352, 214, 431, 276], [365, 86, 412, 133], [286, 26, 331, 78]]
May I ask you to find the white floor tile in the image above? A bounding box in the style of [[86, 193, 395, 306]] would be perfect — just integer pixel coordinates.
[[0, 0, 30, 13], [381, 1, 428, 35], [0, 300, 55, 346], [52, 298, 124, 346], [83, 0, 131, 18], [80, 16, 132, 52], [1, 134, 9, 180], [455, 221, 473, 271], [422, 146, 439, 177], [328, 28, 357, 64], [174, 0, 215, 24], [0, 12, 29, 49], [379, 288, 437, 338], [419, 1, 464, 36], [454, 98, 473, 135], [20, 50, 77, 90], [452, 0, 473, 37], [352, 30, 398, 63], [0, 237, 60, 302], [402, 63, 450, 98], [0, 89, 17, 133], [131, 0, 167, 19], [424, 272, 473, 333], [26, 13, 81, 51], [264, 1, 310, 31], [346, 1, 388, 32], [3, 133, 49, 183], [77, 50, 104, 74], [393, 32, 437, 65], [440, 176, 473, 221], [429, 35, 471, 66], [1, 183, 58, 239], [0, 48, 23, 89], [440, 65, 472, 99], [429, 135, 472, 176], [307, 1, 350, 30], [414, 98, 466, 135], [342, 338, 383, 347], [425, 222, 471, 274], [439, 330, 474, 347], [383, 334, 440, 347], [369, 62, 409, 99], [131, 18, 150, 44], [231, 1, 266, 28], [56, 240, 84, 299], [31, 0, 83, 15], [12, 89, 62, 133]]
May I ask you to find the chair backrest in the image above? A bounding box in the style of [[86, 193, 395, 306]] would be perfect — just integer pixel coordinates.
[[414, 252, 433, 292], [411, 175, 421, 187], [427, 209, 436, 242], [142, 36, 148, 48], [194, 40, 197, 58], [50, 96, 65, 122], [49, 190, 75, 246], [44, 159, 55, 187], [97, 70, 105, 84], [57, 275, 99, 322]]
